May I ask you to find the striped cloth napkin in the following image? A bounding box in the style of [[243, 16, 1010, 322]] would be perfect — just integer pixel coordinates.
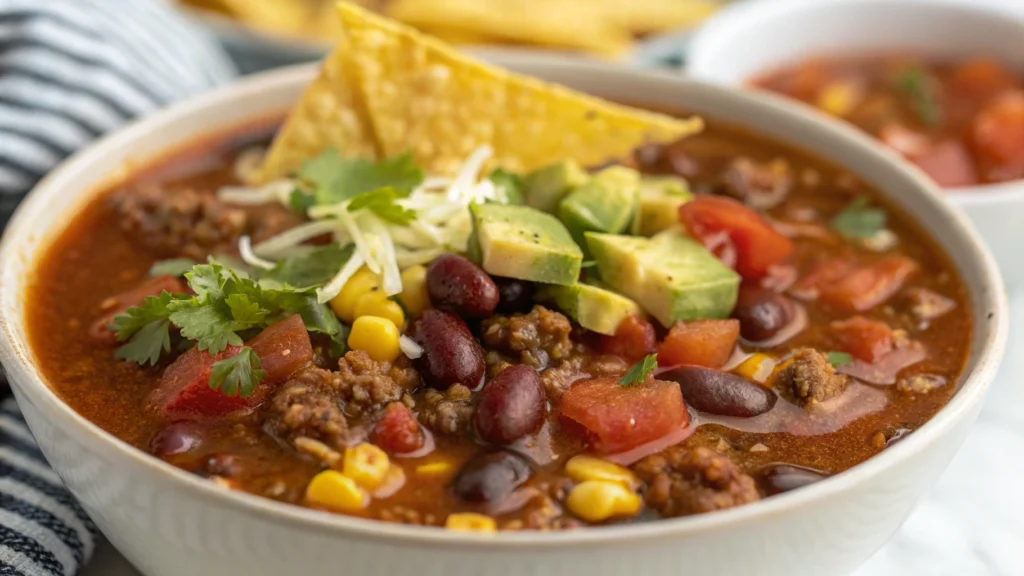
[[0, 1, 235, 574]]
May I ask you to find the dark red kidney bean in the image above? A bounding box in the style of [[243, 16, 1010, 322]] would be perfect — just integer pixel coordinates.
[[451, 451, 532, 504], [150, 421, 205, 457], [409, 309, 485, 390], [493, 277, 533, 313], [659, 365, 776, 418], [426, 254, 499, 318], [475, 365, 545, 445], [760, 464, 829, 495], [732, 286, 794, 342]]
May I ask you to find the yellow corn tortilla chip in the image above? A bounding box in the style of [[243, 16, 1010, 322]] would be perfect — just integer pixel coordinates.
[[338, 2, 702, 175], [591, 0, 721, 35]]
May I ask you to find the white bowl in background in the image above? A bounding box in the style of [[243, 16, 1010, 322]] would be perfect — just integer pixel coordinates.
[[686, 0, 1024, 289], [0, 59, 1008, 576]]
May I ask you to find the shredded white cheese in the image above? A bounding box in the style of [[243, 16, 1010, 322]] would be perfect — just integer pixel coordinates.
[[238, 235, 276, 270], [316, 251, 365, 303], [399, 335, 423, 359]]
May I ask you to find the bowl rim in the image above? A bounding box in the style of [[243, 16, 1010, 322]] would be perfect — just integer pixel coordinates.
[[685, 0, 1024, 199], [0, 60, 1009, 548]]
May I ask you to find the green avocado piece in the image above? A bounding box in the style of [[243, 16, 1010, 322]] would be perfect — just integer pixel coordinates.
[[558, 166, 641, 249], [585, 230, 740, 327], [523, 161, 589, 213], [471, 203, 582, 285], [631, 176, 693, 236], [535, 280, 643, 336]]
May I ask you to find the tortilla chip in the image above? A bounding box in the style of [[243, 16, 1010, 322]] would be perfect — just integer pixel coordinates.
[[338, 3, 702, 175], [258, 28, 379, 182], [593, 0, 721, 35]]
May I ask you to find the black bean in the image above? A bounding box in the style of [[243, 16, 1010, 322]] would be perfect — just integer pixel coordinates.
[[760, 464, 829, 495], [451, 451, 532, 504], [493, 277, 533, 314], [732, 286, 794, 342], [659, 365, 776, 417]]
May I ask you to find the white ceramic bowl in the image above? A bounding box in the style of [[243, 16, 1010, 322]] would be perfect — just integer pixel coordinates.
[[686, 0, 1024, 289], [0, 58, 1008, 576]]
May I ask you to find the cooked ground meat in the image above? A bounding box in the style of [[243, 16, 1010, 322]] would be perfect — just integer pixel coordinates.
[[633, 446, 760, 517], [539, 355, 584, 400], [111, 185, 301, 259], [896, 374, 947, 394], [419, 384, 474, 435], [482, 306, 574, 370], [263, 351, 420, 451], [775, 348, 849, 406], [718, 157, 792, 210]]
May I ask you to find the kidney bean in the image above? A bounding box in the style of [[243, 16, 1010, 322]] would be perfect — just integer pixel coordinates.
[[409, 309, 485, 390], [760, 464, 829, 495], [732, 286, 794, 342], [150, 421, 205, 457], [451, 451, 532, 504], [493, 277, 533, 314], [659, 365, 776, 417], [426, 254, 499, 318], [475, 365, 546, 445]]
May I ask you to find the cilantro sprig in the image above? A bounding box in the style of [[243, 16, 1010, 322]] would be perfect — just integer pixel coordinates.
[[896, 67, 943, 127], [831, 195, 887, 240], [619, 354, 659, 387], [826, 351, 853, 367]]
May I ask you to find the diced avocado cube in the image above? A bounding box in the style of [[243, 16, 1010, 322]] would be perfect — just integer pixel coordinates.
[[631, 176, 693, 236], [471, 203, 582, 286], [558, 166, 641, 249], [535, 281, 643, 336], [523, 161, 589, 214], [585, 230, 739, 327]]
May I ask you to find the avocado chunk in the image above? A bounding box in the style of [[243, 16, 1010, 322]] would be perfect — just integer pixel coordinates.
[[471, 203, 582, 285], [585, 230, 740, 326], [523, 161, 589, 213], [558, 166, 641, 249], [535, 281, 643, 335], [632, 176, 693, 236]]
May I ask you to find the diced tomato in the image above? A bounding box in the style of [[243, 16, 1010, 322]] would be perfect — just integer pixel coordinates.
[[151, 315, 313, 420], [370, 403, 425, 455], [912, 140, 979, 188], [818, 256, 919, 312], [830, 316, 894, 363], [947, 58, 1021, 105], [790, 257, 856, 301], [594, 316, 656, 362], [971, 91, 1024, 183], [679, 196, 793, 280], [656, 319, 739, 368], [89, 275, 188, 345], [559, 376, 688, 455]]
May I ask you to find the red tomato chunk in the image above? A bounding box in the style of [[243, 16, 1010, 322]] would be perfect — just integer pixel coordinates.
[[559, 376, 689, 454], [594, 316, 656, 362], [89, 274, 188, 345], [818, 256, 918, 312], [971, 91, 1024, 183], [657, 319, 739, 368], [679, 196, 793, 280], [371, 402, 425, 454], [831, 316, 894, 363]]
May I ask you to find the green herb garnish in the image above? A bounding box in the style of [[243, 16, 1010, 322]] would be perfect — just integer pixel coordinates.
[[488, 168, 525, 205], [259, 244, 354, 289], [826, 351, 853, 367], [210, 346, 265, 397], [148, 258, 197, 277], [347, 187, 418, 224], [831, 195, 887, 239], [580, 260, 598, 269], [619, 354, 659, 387], [298, 148, 424, 205], [896, 67, 943, 127]]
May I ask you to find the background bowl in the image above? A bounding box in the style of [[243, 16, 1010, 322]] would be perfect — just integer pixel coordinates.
[[685, 0, 1024, 289], [0, 59, 1007, 576]]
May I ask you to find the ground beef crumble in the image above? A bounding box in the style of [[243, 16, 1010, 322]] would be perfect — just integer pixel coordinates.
[[482, 306, 574, 370], [633, 446, 761, 517], [775, 348, 849, 406], [418, 384, 474, 435]]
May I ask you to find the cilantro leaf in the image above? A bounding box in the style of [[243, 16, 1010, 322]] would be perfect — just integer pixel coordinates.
[[111, 291, 176, 341], [289, 294, 349, 355], [348, 187, 417, 225], [259, 244, 355, 289], [114, 320, 171, 366], [580, 260, 598, 269], [225, 293, 270, 326], [184, 263, 228, 302], [831, 195, 887, 239], [488, 168, 525, 205], [896, 67, 943, 127], [298, 149, 424, 206], [209, 347, 265, 398], [148, 258, 196, 277], [289, 189, 316, 214], [827, 351, 853, 367], [619, 354, 659, 387], [168, 302, 242, 354]]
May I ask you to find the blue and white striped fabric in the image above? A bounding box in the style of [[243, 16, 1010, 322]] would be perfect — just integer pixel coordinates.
[[0, 1, 236, 574]]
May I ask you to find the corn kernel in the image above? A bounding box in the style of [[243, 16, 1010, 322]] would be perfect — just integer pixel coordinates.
[[305, 470, 369, 512], [343, 443, 391, 490], [399, 265, 431, 316], [734, 353, 777, 385], [354, 290, 406, 328], [330, 266, 380, 323], [564, 455, 639, 489], [445, 513, 497, 532], [566, 480, 643, 523], [415, 461, 454, 479], [816, 81, 863, 117], [348, 316, 401, 362]]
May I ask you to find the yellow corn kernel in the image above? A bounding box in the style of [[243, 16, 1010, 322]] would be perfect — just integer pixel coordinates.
[[343, 443, 391, 490], [348, 316, 401, 362], [415, 460, 454, 479], [398, 265, 431, 316], [734, 353, 778, 384], [816, 81, 863, 117], [330, 266, 380, 323], [566, 480, 643, 523], [305, 470, 369, 512], [445, 513, 497, 533], [564, 455, 639, 489], [354, 290, 406, 328]]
